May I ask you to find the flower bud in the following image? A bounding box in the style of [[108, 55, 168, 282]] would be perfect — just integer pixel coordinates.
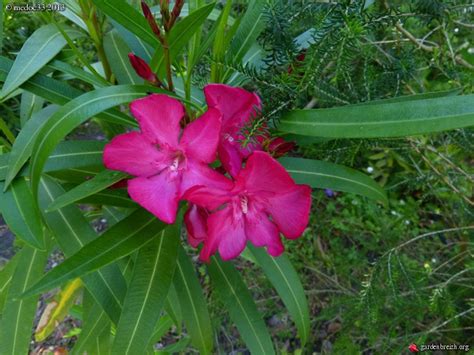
[[128, 53, 158, 83], [141, 0, 161, 38], [267, 137, 295, 158]]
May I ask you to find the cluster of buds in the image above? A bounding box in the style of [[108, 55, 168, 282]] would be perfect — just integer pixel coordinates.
[[128, 0, 185, 88]]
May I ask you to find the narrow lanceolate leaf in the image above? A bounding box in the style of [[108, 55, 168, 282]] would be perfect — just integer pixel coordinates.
[[0, 140, 105, 181], [0, 246, 50, 355], [151, 3, 215, 76], [92, 0, 159, 48], [113, 22, 153, 62], [35, 278, 83, 341], [278, 94, 474, 138], [20, 91, 44, 127], [48, 60, 109, 88], [249, 245, 310, 346], [72, 296, 111, 355], [76, 189, 136, 208], [0, 56, 137, 127], [24, 208, 166, 298], [146, 315, 174, 351], [173, 246, 213, 354], [228, 0, 266, 64], [29, 85, 158, 196], [357, 88, 462, 106], [112, 223, 180, 354], [4, 105, 59, 189], [0, 253, 20, 313], [0, 24, 83, 98], [38, 175, 127, 324], [0, 178, 45, 249], [280, 157, 388, 204], [47, 170, 127, 211], [104, 31, 142, 84], [209, 257, 275, 354]]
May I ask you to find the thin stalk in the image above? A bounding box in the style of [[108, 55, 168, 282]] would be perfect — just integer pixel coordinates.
[[162, 37, 174, 92], [80, 0, 113, 81]]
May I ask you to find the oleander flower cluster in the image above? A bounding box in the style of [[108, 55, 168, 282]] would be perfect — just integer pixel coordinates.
[[103, 84, 312, 261]]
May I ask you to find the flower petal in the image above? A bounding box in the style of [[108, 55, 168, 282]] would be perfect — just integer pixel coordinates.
[[183, 185, 231, 211], [218, 140, 243, 178], [204, 84, 261, 129], [180, 160, 233, 194], [184, 204, 208, 248], [127, 171, 180, 224], [200, 206, 246, 262], [130, 94, 184, 147], [266, 185, 312, 239], [236, 151, 295, 194], [245, 208, 284, 257], [103, 131, 167, 177], [180, 108, 222, 163]]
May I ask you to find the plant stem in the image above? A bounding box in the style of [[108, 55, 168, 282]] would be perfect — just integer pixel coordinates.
[[162, 37, 174, 92], [80, 0, 113, 81]]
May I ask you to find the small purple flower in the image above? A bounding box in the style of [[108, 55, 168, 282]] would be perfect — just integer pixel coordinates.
[[324, 188, 335, 198]]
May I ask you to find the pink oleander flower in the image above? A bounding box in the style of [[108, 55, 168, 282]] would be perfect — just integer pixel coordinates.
[[204, 84, 262, 177], [184, 151, 312, 262], [103, 94, 232, 224]]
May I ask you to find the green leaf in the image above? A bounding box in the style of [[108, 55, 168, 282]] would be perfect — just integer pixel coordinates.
[[38, 175, 127, 324], [146, 315, 174, 351], [208, 257, 275, 354], [173, 246, 213, 354], [92, 0, 159, 48], [248, 245, 310, 346], [72, 299, 111, 354], [280, 157, 388, 204], [112, 222, 180, 354], [151, 3, 215, 76], [0, 140, 105, 181], [48, 60, 109, 87], [0, 178, 45, 249], [164, 283, 183, 332], [46, 170, 127, 211], [19, 91, 44, 127], [3, 105, 59, 189], [23, 209, 166, 298], [29, 84, 161, 197], [78, 189, 137, 208], [228, 0, 266, 64], [278, 95, 474, 138], [0, 117, 15, 144], [104, 30, 142, 84], [0, 24, 83, 99], [356, 88, 462, 106], [113, 21, 153, 61], [0, 254, 20, 314], [0, 245, 50, 355], [0, 56, 137, 127]]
